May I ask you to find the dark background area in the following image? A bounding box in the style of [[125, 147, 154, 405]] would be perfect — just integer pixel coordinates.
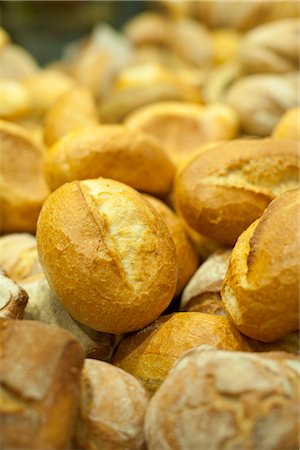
[[1, 1, 149, 65]]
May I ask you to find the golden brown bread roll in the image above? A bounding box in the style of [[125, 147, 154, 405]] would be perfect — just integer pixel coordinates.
[[143, 194, 198, 295], [112, 312, 251, 394], [23, 278, 114, 360], [36, 178, 177, 334], [180, 250, 231, 314], [44, 86, 99, 146], [74, 359, 149, 450], [0, 269, 28, 319], [145, 345, 300, 450], [221, 188, 300, 342], [0, 233, 42, 282], [174, 139, 300, 245], [0, 120, 50, 233], [45, 125, 175, 195], [125, 101, 239, 164], [238, 19, 300, 74], [226, 72, 299, 136], [0, 320, 84, 449], [272, 107, 300, 140]]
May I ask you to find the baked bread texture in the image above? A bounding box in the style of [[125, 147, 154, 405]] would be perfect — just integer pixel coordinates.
[[145, 345, 300, 450], [222, 188, 300, 342], [45, 125, 174, 195], [0, 320, 84, 449], [112, 312, 251, 393], [0, 269, 28, 319], [36, 178, 178, 334], [174, 139, 299, 245], [74, 359, 149, 450]]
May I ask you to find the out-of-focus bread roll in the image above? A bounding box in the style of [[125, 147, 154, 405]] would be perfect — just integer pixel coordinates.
[[145, 345, 300, 450], [0, 43, 39, 80], [0, 79, 31, 119], [0, 27, 10, 51], [45, 125, 174, 195], [174, 139, 300, 245], [0, 269, 28, 319], [143, 194, 198, 295], [126, 101, 239, 164], [181, 250, 231, 314], [112, 312, 251, 393], [272, 107, 300, 140], [238, 19, 300, 74], [74, 359, 149, 450], [222, 188, 300, 342], [226, 72, 299, 136], [0, 120, 49, 233], [36, 178, 177, 334], [0, 320, 84, 450], [44, 86, 98, 146], [211, 28, 241, 65], [124, 11, 170, 46]]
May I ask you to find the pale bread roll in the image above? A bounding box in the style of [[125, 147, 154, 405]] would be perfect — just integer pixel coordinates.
[[272, 107, 300, 140], [45, 125, 174, 195], [145, 345, 300, 450], [221, 188, 300, 342], [36, 178, 177, 334], [74, 359, 149, 450]]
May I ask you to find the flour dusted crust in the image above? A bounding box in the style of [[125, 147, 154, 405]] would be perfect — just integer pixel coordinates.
[[0, 320, 84, 449], [0, 269, 28, 320], [45, 125, 174, 194], [36, 178, 177, 334], [221, 188, 300, 342], [174, 139, 300, 245], [112, 312, 251, 394], [74, 359, 149, 450], [145, 345, 300, 450]]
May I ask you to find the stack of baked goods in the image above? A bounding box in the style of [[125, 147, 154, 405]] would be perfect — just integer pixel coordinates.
[[1, 1, 299, 448]]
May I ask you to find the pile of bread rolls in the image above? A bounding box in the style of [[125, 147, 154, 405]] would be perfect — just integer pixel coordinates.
[[1, 1, 299, 449]]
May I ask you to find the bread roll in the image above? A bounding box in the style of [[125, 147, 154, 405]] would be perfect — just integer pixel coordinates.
[[0, 269, 28, 319], [44, 86, 98, 146], [23, 278, 114, 360], [211, 28, 241, 65], [0, 27, 9, 51], [0, 120, 50, 233], [0, 320, 84, 449], [45, 125, 175, 195], [145, 345, 300, 450], [238, 19, 300, 74], [272, 107, 300, 140], [74, 359, 149, 450], [36, 178, 177, 334], [124, 11, 170, 46], [174, 139, 299, 245], [112, 312, 251, 393], [0, 233, 42, 282], [180, 250, 230, 314], [226, 72, 298, 136], [252, 331, 299, 355], [143, 194, 198, 295], [222, 188, 300, 342], [0, 43, 39, 81], [125, 101, 239, 164], [0, 79, 31, 119]]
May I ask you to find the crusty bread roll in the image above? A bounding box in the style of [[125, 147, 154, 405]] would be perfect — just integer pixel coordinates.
[[238, 19, 300, 74], [181, 250, 231, 314], [222, 188, 300, 342], [0, 233, 43, 282], [174, 139, 300, 245], [145, 345, 300, 450], [44, 86, 98, 146], [36, 178, 178, 334], [74, 359, 149, 450], [226, 72, 299, 136], [112, 312, 251, 393], [143, 194, 198, 295], [272, 107, 300, 140], [23, 278, 114, 360], [45, 125, 175, 195], [0, 120, 50, 233], [0, 320, 84, 449], [125, 101, 239, 164], [0, 269, 28, 319]]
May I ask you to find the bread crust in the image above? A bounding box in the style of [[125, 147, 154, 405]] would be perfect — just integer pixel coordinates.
[[221, 188, 300, 342], [174, 139, 300, 245], [36, 178, 178, 334]]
